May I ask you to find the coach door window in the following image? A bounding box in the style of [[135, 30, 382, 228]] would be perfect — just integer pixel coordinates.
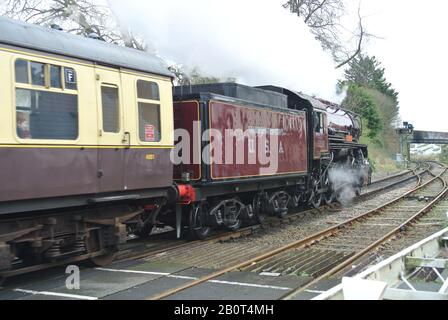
[[14, 59, 79, 141], [137, 80, 161, 143], [101, 85, 120, 133]]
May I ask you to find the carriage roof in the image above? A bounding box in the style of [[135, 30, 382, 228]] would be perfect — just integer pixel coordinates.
[[0, 16, 173, 78]]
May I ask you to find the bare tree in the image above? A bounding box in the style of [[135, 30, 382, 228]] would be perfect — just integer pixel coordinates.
[[1, 0, 145, 49], [283, 0, 374, 68]]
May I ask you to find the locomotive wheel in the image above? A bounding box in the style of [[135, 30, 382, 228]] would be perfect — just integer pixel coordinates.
[[311, 192, 322, 209], [253, 193, 268, 224], [134, 223, 154, 239], [225, 218, 242, 231], [85, 232, 116, 267], [323, 172, 335, 205], [189, 204, 212, 240], [254, 211, 267, 224], [324, 192, 336, 205]]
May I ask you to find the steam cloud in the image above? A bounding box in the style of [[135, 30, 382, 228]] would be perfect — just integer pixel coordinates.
[[329, 166, 362, 207], [108, 0, 343, 101]]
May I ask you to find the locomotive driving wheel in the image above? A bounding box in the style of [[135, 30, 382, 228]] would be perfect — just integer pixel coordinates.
[[85, 230, 116, 267], [225, 218, 242, 231], [253, 193, 268, 224], [224, 197, 243, 231], [310, 180, 323, 209], [189, 203, 212, 240], [323, 172, 336, 205]]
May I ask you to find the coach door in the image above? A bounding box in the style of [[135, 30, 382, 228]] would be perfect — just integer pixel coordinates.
[[95, 67, 125, 193]]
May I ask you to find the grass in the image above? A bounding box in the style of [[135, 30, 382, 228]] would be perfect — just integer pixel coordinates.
[[360, 136, 402, 174]]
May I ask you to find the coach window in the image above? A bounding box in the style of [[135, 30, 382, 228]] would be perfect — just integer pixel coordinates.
[[14, 59, 79, 140], [137, 80, 161, 143], [101, 85, 120, 133], [50, 65, 62, 89], [15, 59, 29, 83], [31, 62, 45, 86]]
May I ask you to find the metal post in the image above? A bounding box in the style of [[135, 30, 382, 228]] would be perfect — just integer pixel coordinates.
[[176, 204, 182, 239]]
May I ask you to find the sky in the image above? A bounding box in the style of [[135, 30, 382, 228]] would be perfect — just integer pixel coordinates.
[[110, 0, 448, 132], [108, 0, 344, 101], [348, 0, 448, 132]]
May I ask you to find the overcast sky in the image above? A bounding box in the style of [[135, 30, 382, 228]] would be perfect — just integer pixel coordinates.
[[352, 0, 448, 132], [106, 0, 448, 132]]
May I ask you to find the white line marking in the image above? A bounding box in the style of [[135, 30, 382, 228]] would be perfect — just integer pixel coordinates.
[[96, 268, 169, 277], [95, 267, 196, 280], [260, 272, 281, 277], [208, 279, 291, 291], [14, 289, 98, 300], [305, 290, 325, 294], [96, 268, 292, 291]]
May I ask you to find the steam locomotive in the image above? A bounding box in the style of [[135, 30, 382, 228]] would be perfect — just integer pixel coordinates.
[[167, 84, 370, 239], [0, 16, 370, 272]]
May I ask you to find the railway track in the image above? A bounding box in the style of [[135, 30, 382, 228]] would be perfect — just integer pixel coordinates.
[[114, 162, 430, 264], [141, 162, 446, 300], [361, 163, 420, 196], [0, 162, 432, 287]]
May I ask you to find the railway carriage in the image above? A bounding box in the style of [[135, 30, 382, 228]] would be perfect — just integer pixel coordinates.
[[0, 16, 175, 271]]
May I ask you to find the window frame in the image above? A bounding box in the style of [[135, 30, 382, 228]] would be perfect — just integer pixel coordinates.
[[135, 79, 162, 144], [314, 111, 325, 134], [100, 84, 121, 134], [13, 57, 80, 144]]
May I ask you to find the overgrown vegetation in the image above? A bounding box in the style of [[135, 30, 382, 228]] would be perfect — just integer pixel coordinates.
[[340, 55, 401, 172]]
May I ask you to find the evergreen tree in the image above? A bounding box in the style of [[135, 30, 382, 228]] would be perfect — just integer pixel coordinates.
[[344, 55, 399, 104], [342, 84, 382, 140], [341, 55, 400, 146]]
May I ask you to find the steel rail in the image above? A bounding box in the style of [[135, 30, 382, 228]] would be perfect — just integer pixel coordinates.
[[147, 164, 442, 300], [282, 169, 448, 300]]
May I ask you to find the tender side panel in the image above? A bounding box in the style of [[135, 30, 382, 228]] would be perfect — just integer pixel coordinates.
[[173, 101, 201, 181], [209, 101, 308, 180]]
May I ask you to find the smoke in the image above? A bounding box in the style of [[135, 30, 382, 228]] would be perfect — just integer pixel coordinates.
[[108, 0, 343, 101], [329, 165, 362, 207]]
